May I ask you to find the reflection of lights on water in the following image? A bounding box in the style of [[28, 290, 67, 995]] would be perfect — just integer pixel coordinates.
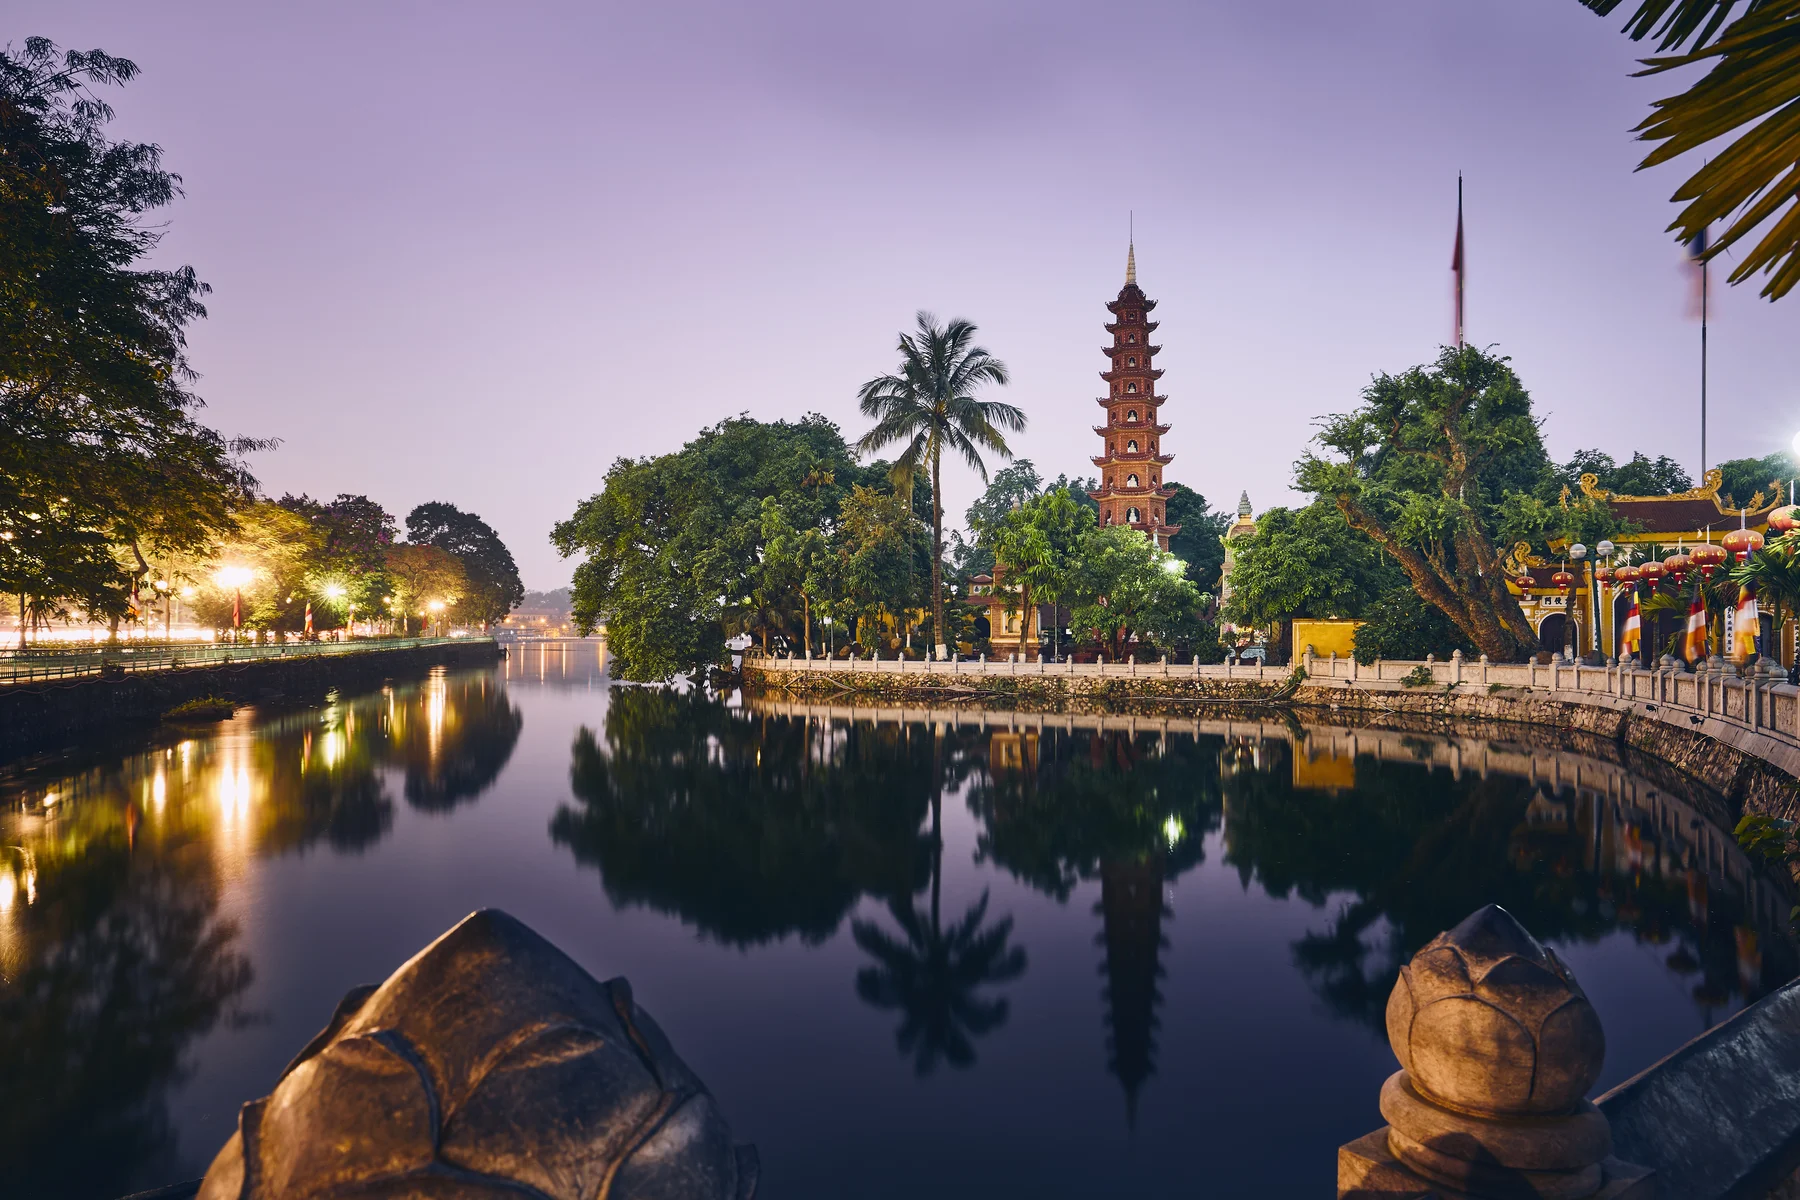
[[217, 763, 252, 823], [322, 730, 343, 769], [1163, 815, 1185, 849], [426, 677, 447, 759], [41, 790, 58, 809], [152, 772, 166, 812], [0, 872, 13, 912]]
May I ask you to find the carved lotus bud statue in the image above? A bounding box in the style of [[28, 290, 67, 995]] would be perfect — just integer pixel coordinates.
[[1339, 905, 1651, 1199], [198, 910, 758, 1200], [1386, 904, 1604, 1115]]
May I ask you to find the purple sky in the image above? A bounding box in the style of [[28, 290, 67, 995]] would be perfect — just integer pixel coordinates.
[[14, 0, 1795, 588]]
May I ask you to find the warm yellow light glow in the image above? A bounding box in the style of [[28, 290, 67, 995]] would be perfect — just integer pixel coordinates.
[[151, 772, 167, 812], [0, 873, 14, 913], [428, 600, 446, 613], [179, 586, 196, 599], [214, 565, 254, 590], [1163, 814, 1186, 848], [322, 583, 347, 600]]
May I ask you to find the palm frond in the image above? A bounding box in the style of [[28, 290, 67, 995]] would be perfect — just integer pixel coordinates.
[[1584, 0, 1800, 299]]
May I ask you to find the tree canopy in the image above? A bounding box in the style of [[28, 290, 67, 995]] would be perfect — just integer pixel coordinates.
[[1, 38, 253, 625], [552, 415, 879, 680], [406, 501, 523, 627], [1297, 345, 1551, 661]]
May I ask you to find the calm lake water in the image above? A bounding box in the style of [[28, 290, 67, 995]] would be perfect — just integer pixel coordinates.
[[2, 642, 1794, 1198]]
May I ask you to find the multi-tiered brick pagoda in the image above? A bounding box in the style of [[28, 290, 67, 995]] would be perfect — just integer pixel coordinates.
[[1089, 244, 1179, 550]]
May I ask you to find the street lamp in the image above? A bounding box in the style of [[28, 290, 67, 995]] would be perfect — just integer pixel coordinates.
[[322, 583, 352, 640], [214, 566, 253, 639], [428, 599, 446, 638], [1594, 540, 1613, 659]]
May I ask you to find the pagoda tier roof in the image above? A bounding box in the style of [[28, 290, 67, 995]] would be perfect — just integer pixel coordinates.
[[1092, 451, 1175, 465], [1105, 285, 1157, 312], [1093, 423, 1171, 436], [1101, 343, 1162, 358], [1096, 395, 1168, 407], [1551, 469, 1785, 544], [1105, 319, 1159, 335], [1086, 484, 1178, 500], [1099, 367, 1165, 383]]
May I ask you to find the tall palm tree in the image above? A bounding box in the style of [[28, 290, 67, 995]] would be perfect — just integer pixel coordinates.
[[858, 312, 1024, 660]]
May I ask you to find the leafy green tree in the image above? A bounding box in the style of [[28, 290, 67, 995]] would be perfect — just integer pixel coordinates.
[[964, 460, 1044, 547], [1, 39, 251, 627], [1551, 449, 1692, 497], [1298, 346, 1551, 661], [759, 498, 832, 656], [186, 503, 322, 634], [1352, 586, 1479, 664], [857, 312, 1024, 661], [1716, 451, 1796, 510], [552, 415, 868, 680], [405, 501, 523, 628], [1165, 483, 1229, 595], [1068, 526, 1206, 661], [279, 493, 396, 620], [383, 543, 467, 634], [1579, 0, 1800, 299], [992, 487, 1091, 660], [1220, 503, 1399, 660], [835, 485, 922, 650]]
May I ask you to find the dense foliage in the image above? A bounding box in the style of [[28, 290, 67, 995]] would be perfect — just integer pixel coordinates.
[[1352, 586, 1480, 665], [405, 502, 525, 627], [0, 39, 253, 627], [552, 415, 885, 680]]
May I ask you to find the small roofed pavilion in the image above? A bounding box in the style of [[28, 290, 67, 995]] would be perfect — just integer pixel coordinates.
[[1505, 468, 1786, 663]]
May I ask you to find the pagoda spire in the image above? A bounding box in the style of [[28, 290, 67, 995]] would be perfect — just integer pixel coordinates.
[[1125, 241, 1137, 286]]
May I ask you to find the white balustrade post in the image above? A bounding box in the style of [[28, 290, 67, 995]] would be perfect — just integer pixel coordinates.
[[1451, 649, 1463, 686]]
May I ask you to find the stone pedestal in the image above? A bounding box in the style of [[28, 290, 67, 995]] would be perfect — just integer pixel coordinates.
[[1337, 905, 1652, 1199]]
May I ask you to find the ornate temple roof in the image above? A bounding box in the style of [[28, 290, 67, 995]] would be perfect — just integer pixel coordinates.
[[1566, 468, 1783, 543]]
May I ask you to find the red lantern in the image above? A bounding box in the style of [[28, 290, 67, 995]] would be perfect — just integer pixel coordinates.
[[1690, 543, 1727, 578], [1614, 564, 1640, 585], [1638, 560, 1667, 586], [1595, 564, 1613, 584], [1551, 569, 1575, 592], [1722, 527, 1764, 562], [1769, 504, 1799, 534], [1663, 549, 1691, 585], [1514, 572, 1534, 593]]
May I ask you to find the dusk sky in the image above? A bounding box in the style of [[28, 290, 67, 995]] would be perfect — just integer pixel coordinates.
[[12, 0, 1795, 589]]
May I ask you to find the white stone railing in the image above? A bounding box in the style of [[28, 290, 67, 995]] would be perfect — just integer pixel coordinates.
[[742, 648, 1800, 766]]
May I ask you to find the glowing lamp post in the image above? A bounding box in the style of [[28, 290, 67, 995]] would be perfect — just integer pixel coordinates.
[[214, 566, 253, 638], [323, 584, 351, 639], [428, 599, 446, 638], [1552, 565, 1577, 661]]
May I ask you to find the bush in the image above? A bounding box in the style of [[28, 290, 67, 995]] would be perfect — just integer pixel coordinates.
[[1353, 587, 1477, 665], [164, 696, 236, 721], [1399, 664, 1436, 688]]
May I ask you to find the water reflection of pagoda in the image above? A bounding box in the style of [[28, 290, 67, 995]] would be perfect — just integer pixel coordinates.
[[1097, 853, 1166, 1127], [968, 726, 1219, 1127]]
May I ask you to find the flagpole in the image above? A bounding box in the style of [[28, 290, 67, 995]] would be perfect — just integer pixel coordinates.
[[1701, 248, 1708, 479]]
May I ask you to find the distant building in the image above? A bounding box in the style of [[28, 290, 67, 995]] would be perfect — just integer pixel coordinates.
[[501, 588, 578, 638], [1089, 243, 1180, 552]]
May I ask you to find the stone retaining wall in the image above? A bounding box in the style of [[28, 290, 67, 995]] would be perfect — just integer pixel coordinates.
[[0, 639, 501, 759], [741, 657, 1800, 822]]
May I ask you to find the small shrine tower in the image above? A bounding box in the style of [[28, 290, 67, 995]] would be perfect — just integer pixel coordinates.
[[1089, 243, 1180, 550]]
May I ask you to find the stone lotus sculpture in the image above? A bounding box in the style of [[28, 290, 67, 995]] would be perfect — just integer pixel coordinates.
[[1340, 904, 1650, 1199], [198, 909, 758, 1199]]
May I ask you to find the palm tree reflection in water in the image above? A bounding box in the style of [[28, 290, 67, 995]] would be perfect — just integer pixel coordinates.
[[853, 728, 1026, 1074]]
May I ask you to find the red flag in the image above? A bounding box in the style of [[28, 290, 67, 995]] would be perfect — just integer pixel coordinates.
[[1451, 175, 1465, 347], [232, 590, 241, 629], [304, 602, 314, 637]]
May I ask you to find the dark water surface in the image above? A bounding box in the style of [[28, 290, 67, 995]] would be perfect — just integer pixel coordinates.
[[2, 642, 1794, 1198]]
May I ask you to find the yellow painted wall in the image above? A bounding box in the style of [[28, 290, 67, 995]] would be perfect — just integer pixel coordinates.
[[1293, 619, 1361, 659]]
